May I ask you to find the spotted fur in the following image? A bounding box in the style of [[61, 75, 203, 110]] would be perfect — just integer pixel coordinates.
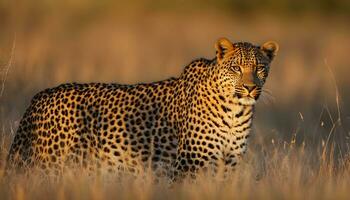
[[174, 38, 278, 177], [7, 38, 278, 177]]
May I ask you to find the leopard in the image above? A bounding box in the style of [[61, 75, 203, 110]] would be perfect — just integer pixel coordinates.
[[7, 38, 278, 178]]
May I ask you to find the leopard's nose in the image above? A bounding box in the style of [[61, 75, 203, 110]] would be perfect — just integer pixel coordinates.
[[243, 84, 256, 93]]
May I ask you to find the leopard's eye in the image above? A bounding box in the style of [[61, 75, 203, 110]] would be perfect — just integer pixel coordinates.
[[256, 65, 265, 73], [232, 65, 241, 72]]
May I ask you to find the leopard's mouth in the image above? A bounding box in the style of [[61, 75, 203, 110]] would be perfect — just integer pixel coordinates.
[[238, 96, 256, 105], [236, 91, 260, 106]]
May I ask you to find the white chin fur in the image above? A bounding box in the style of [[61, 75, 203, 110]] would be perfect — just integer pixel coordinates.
[[238, 97, 256, 105]]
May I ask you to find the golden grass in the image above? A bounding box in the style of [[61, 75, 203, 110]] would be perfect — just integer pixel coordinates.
[[1, 2, 350, 199], [0, 133, 349, 200]]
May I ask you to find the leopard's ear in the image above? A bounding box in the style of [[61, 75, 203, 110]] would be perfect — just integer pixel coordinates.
[[261, 41, 279, 60], [215, 38, 234, 61]]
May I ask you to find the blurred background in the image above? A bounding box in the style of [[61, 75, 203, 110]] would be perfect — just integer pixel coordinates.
[[0, 0, 349, 161]]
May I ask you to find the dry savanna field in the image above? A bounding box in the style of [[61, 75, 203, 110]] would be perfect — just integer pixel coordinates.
[[1, 1, 350, 199]]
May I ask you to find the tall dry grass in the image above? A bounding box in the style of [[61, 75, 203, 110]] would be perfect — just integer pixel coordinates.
[[0, 129, 349, 200], [1, 1, 350, 199]]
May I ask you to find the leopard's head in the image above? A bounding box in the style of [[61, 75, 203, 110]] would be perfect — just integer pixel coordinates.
[[214, 38, 278, 105]]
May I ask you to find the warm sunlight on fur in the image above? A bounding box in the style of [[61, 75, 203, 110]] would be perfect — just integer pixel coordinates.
[[1, 0, 349, 200]]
